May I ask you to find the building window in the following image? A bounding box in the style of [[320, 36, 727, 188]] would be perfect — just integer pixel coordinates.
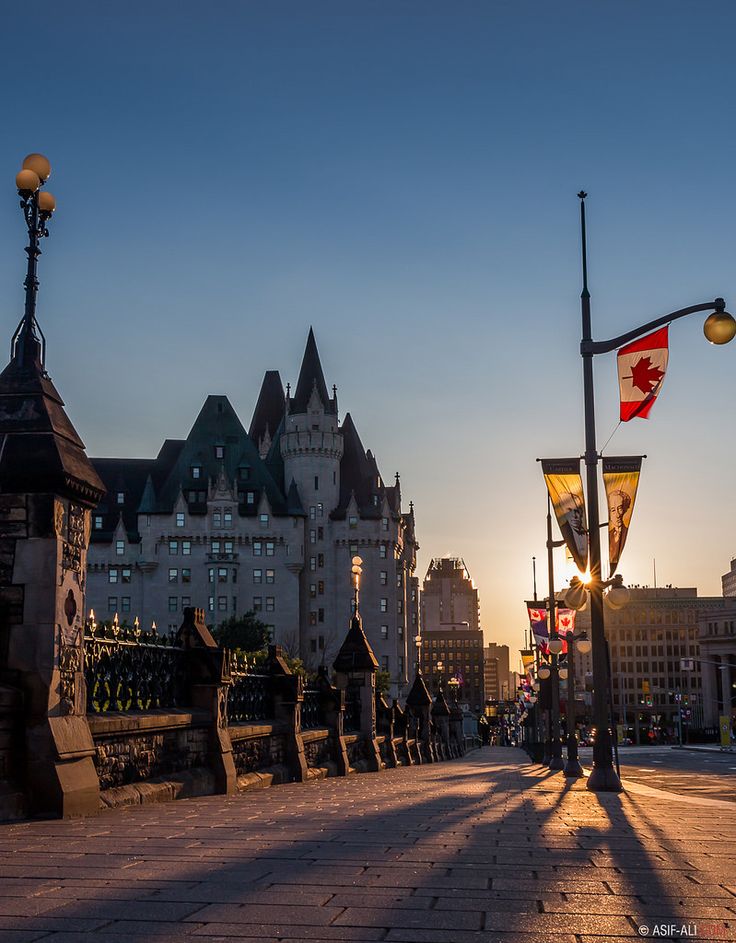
[[397, 600, 403, 614], [224, 510, 232, 527], [215, 446, 224, 459], [211, 540, 221, 554], [107, 596, 117, 613], [116, 540, 125, 556], [310, 530, 317, 544], [382, 656, 389, 671], [168, 540, 178, 555], [314, 476, 319, 490], [318, 608, 324, 623], [208, 597, 214, 612], [247, 491, 255, 505], [317, 503, 323, 518], [380, 598, 388, 612], [213, 511, 222, 528], [253, 597, 263, 612], [239, 466, 250, 480], [217, 568, 227, 583], [310, 639, 317, 653], [191, 465, 201, 479], [266, 569, 275, 584], [224, 540, 233, 554], [232, 568, 237, 583], [317, 553, 324, 568], [309, 556, 317, 571], [310, 584, 317, 598], [169, 568, 178, 582], [253, 569, 262, 583], [380, 571, 388, 585], [108, 568, 118, 584], [260, 513, 269, 528], [266, 542, 275, 556], [122, 568, 131, 583], [182, 596, 191, 608], [381, 625, 389, 639], [117, 492, 125, 505], [381, 517, 389, 531], [218, 596, 227, 611], [208, 567, 215, 583], [94, 515, 103, 530], [349, 543, 358, 554], [379, 545, 387, 559], [309, 612, 317, 626], [168, 596, 177, 613], [253, 542, 262, 556], [309, 506, 316, 520], [182, 568, 191, 583], [266, 597, 275, 612], [176, 512, 185, 527], [349, 516, 358, 529], [121, 597, 131, 613], [317, 527, 324, 540], [182, 540, 191, 556], [318, 580, 324, 595]]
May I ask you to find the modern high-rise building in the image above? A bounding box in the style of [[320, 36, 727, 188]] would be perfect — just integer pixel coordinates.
[[420, 558, 484, 711], [483, 642, 511, 701], [86, 329, 419, 697]]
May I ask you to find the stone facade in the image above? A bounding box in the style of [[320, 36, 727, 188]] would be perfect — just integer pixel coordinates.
[[86, 330, 419, 699]]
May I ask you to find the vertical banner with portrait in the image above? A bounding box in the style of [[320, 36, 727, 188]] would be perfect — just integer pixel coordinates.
[[541, 459, 588, 575], [602, 456, 643, 577]]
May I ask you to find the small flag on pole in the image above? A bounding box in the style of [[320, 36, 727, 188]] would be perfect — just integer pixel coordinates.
[[617, 326, 669, 421]]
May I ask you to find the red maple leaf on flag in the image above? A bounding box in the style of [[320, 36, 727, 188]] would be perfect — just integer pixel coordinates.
[[628, 356, 665, 395]]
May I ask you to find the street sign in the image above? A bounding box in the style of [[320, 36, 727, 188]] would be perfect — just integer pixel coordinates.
[[680, 658, 695, 671]]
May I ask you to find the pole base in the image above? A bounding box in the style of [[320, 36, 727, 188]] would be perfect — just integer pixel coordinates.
[[564, 758, 584, 778], [586, 764, 623, 792], [548, 755, 565, 770]]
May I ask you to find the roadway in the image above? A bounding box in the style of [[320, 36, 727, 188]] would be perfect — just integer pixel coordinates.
[[579, 744, 736, 802]]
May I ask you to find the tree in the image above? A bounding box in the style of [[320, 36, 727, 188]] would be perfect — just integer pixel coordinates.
[[211, 612, 270, 654], [375, 670, 391, 697]]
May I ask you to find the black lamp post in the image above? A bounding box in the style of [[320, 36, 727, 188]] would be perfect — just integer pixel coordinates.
[[545, 498, 565, 770], [12, 153, 56, 371], [576, 191, 735, 791]]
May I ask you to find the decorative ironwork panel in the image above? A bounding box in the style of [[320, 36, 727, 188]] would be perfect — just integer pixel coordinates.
[[301, 689, 323, 729], [228, 669, 273, 724], [84, 618, 186, 714]]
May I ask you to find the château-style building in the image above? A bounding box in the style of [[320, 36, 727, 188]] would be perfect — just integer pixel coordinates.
[[86, 329, 419, 696]]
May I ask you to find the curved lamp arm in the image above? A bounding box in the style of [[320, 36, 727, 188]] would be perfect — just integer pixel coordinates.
[[582, 299, 726, 356]]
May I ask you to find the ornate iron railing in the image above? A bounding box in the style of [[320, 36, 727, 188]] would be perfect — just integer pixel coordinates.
[[227, 652, 273, 723], [344, 682, 361, 732], [301, 688, 323, 729], [84, 617, 186, 714]]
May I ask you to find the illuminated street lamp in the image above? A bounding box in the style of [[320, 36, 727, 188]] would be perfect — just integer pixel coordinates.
[[575, 192, 734, 791], [11, 153, 56, 369]]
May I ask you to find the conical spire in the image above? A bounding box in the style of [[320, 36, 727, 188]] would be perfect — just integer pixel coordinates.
[[333, 611, 378, 673], [249, 370, 285, 446], [290, 327, 335, 415]]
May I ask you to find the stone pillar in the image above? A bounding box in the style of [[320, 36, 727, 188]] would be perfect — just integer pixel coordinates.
[[449, 698, 465, 757], [333, 612, 381, 773], [376, 693, 398, 768], [265, 644, 308, 783], [315, 666, 349, 776], [431, 689, 451, 760], [177, 607, 236, 795], [406, 671, 433, 762], [0, 338, 106, 817]]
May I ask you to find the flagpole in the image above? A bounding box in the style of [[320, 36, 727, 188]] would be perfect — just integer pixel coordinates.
[[578, 192, 622, 791]]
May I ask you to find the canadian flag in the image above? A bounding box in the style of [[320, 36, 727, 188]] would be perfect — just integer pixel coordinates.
[[617, 326, 669, 421]]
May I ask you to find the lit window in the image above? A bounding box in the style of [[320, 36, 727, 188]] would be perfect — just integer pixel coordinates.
[[182, 541, 191, 556], [94, 515, 103, 530], [381, 625, 389, 639], [116, 540, 125, 556], [218, 596, 227, 611], [208, 568, 214, 583], [260, 514, 269, 528], [266, 542, 274, 557], [253, 541, 262, 556], [168, 597, 177, 612], [380, 598, 388, 612], [218, 568, 227, 583], [215, 446, 224, 459], [309, 557, 316, 572], [122, 568, 131, 584], [108, 569, 118, 584], [253, 569, 262, 583], [211, 540, 221, 554], [117, 492, 125, 505], [168, 540, 178, 555], [381, 517, 389, 531], [266, 569, 275, 584], [310, 584, 317, 598], [309, 506, 316, 520], [168, 568, 178, 582], [176, 512, 185, 527], [266, 597, 275, 612], [191, 465, 201, 479], [380, 571, 388, 585], [349, 516, 358, 529], [224, 510, 232, 527], [310, 530, 317, 544], [247, 492, 255, 505], [213, 511, 221, 528], [208, 597, 214, 611], [379, 545, 387, 559]]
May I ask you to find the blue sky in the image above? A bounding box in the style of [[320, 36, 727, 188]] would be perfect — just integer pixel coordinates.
[[1, 2, 735, 655]]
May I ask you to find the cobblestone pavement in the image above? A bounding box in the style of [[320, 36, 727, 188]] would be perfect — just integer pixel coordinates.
[[0, 747, 734, 943]]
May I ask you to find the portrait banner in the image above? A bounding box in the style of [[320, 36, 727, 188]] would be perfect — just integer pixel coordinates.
[[541, 459, 588, 574], [603, 456, 643, 577]]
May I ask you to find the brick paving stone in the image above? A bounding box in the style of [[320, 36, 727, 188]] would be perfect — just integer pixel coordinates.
[[184, 903, 344, 925], [190, 926, 386, 940]]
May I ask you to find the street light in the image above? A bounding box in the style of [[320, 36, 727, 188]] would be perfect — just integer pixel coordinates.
[[576, 191, 733, 791], [11, 153, 56, 371]]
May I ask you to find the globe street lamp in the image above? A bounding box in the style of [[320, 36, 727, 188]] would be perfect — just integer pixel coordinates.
[[576, 192, 734, 791], [12, 153, 56, 370]]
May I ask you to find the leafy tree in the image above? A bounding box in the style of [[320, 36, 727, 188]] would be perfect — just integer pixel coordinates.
[[375, 669, 391, 697], [212, 612, 270, 654]]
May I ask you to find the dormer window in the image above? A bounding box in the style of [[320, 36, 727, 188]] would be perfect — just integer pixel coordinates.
[[238, 467, 250, 481], [246, 492, 255, 505], [191, 465, 201, 480], [213, 511, 222, 528], [215, 446, 224, 460], [116, 492, 125, 505], [349, 516, 358, 529], [223, 509, 232, 527]]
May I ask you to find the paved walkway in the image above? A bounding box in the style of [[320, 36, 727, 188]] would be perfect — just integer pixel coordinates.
[[0, 748, 734, 943]]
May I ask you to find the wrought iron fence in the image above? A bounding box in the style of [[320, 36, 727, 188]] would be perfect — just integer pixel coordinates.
[[84, 617, 186, 714], [301, 688, 323, 729], [227, 651, 273, 723]]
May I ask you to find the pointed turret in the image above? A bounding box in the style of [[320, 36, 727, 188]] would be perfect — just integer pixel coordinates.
[[405, 672, 432, 708], [289, 327, 336, 415], [333, 612, 379, 673], [249, 370, 285, 454]]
